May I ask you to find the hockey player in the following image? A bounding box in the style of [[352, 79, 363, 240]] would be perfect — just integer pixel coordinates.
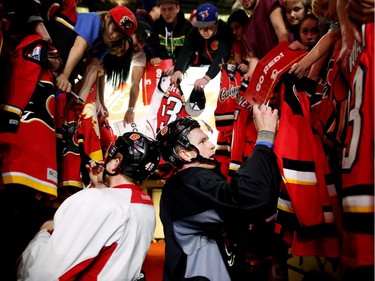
[[17, 132, 160, 280], [156, 103, 282, 280]]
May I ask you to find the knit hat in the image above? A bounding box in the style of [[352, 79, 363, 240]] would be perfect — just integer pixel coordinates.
[[142, 0, 157, 12], [194, 3, 218, 28], [109, 6, 137, 37]]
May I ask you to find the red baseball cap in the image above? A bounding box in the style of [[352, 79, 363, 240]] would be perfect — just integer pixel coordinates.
[[109, 6, 137, 37]]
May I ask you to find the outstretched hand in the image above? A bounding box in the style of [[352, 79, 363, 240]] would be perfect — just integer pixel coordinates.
[[288, 61, 309, 79], [56, 73, 72, 93], [193, 77, 209, 91], [170, 71, 183, 86]]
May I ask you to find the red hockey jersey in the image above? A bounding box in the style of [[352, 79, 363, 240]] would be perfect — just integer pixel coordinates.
[[142, 59, 173, 105], [0, 35, 58, 197], [340, 23, 374, 268], [214, 64, 242, 178], [274, 74, 341, 257]]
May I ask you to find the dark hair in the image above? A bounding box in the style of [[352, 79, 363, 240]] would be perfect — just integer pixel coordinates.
[[227, 9, 249, 26], [300, 11, 319, 24], [102, 36, 133, 87]]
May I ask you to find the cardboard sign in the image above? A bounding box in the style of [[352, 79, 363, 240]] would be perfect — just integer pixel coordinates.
[[245, 41, 307, 105]]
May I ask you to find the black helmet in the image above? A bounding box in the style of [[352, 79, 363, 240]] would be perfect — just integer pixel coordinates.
[[156, 117, 200, 167], [106, 132, 160, 185], [156, 117, 216, 168]]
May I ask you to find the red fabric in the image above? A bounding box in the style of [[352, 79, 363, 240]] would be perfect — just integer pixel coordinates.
[[229, 84, 257, 178], [0, 35, 57, 197], [58, 97, 83, 189], [142, 59, 173, 105], [274, 76, 341, 257], [214, 130, 232, 179], [340, 23, 374, 268], [58, 82, 103, 189], [58, 0, 77, 24], [275, 81, 323, 226], [214, 65, 241, 132], [156, 83, 189, 133], [2, 35, 47, 112], [77, 81, 103, 162], [98, 115, 116, 154], [59, 243, 118, 281]]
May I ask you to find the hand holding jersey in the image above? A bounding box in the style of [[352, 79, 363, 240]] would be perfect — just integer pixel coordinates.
[[253, 103, 278, 136], [170, 70, 183, 86]]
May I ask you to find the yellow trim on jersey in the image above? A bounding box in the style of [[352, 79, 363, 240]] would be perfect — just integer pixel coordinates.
[[343, 195, 374, 213], [60, 180, 83, 189], [89, 149, 103, 162], [277, 198, 294, 213], [283, 168, 317, 185], [0, 104, 22, 117], [2, 172, 57, 197], [53, 16, 75, 31]]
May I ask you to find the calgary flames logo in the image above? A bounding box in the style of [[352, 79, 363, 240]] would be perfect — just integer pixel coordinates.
[[120, 16, 135, 31], [129, 133, 140, 141], [160, 126, 168, 136], [211, 40, 219, 51]]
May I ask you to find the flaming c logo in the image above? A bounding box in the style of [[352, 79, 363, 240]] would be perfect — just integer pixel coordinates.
[[129, 133, 140, 141], [211, 40, 219, 51], [120, 16, 135, 31], [160, 126, 168, 136]]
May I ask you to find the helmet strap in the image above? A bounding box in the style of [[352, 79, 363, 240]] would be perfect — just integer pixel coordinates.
[[102, 167, 118, 187], [186, 145, 217, 166], [189, 154, 218, 166]]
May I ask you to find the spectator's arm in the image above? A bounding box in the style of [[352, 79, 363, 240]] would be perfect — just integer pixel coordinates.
[[97, 74, 108, 117], [242, 52, 259, 81], [336, 0, 354, 79], [77, 57, 101, 102], [289, 29, 341, 78], [347, 0, 375, 23], [124, 65, 145, 124], [56, 35, 88, 93], [269, 6, 289, 43]]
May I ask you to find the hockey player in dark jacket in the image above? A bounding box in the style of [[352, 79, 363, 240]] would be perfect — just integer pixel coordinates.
[[156, 103, 281, 281]]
